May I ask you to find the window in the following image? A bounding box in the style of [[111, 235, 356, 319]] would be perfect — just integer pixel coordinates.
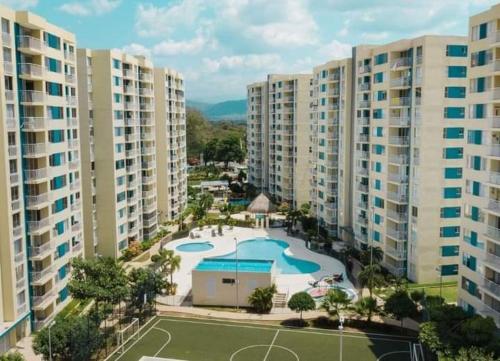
[[113, 76, 121, 86], [471, 50, 492, 67], [44, 32, 61, 49], [373, 72, 384, 83], [469, 104, 485, 119], [373, 109, 383, 119], [373, 161, 382, 172], [446, 45, 467, 57], [113, 59, 121, 69], [470, 156, 483, 171], [374, 53, 388, 65], [117, 191, 126, 202], [115, 159, 125, 170], [49, 153, 64, 166], [444, 107, 465, 119], [443, 127, 464, 139], [444, 167, 462, 179], [46, 82, 62, 96], [440, 226, 460, 237], [45, 57, 61, 73], [376, 91, 386, 101], [222, 278, 236, 284], [373, 231, 380, 242], [374, 179, 381, 190], [445, 86, 466, 98], [443, 187, 461, 199], [48, 106, 63, 119], [441, 264, 459, 276], [51, 175, 66, 190], [48, 130, 64, 143], [448, 66, 466, 78], [442, 245, 459, 257], [467, 130, 482, 145], [373, 196, 384, 209], [373, 144, 385, 155], [443, 147, 463, 159], [440, 207, 461, 218]]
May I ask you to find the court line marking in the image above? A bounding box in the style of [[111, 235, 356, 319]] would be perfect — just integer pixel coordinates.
[[229, 344, 299, 361], [263, 330, 280, 361], [377, 350, 410, 361], [152, 327, 172, 357], [156, 317, 413, 344], [112, 318, 162, 361]]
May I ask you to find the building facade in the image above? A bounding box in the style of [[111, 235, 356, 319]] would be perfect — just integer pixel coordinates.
[[0, 6, 84, 350], [458, 4, 500, 326], [154, 67, 187, 223], [310, 59, 353, 238], [76, 49, 158, 258], [352, 36, 468, 283]]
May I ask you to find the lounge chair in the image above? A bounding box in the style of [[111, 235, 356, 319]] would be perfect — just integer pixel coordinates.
[[211, 229, 216, 237]]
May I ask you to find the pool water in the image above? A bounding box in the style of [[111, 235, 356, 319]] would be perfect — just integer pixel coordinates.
[[195, 259, 273, 273], [176, 242, 214, 252], [217, 238, 320, 274]]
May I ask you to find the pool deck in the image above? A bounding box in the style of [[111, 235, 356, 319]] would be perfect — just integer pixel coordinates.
[[164, 227, 356, 301]]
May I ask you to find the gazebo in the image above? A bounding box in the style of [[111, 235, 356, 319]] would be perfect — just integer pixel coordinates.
[[247, 193, 276, 228]]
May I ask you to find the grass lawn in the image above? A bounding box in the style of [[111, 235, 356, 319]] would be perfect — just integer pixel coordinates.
[[376, 281, 457, 304], [108, 316, 417, 361]]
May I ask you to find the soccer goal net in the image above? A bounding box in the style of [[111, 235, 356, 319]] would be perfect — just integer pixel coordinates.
[[116, 318, 140, 353], [411, 343, 425, 361]]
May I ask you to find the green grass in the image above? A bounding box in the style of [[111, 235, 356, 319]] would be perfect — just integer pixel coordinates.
[[108, 316, 415, 361], [376, 281, 458, 304]]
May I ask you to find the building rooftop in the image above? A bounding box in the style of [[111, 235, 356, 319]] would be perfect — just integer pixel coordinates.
[[194, 258, 274, 273]]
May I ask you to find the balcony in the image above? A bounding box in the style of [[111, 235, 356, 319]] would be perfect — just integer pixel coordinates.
[[26, 193, 49, 208], [70, 180, 80, 191], [382, 262, 406, 277], [68, 139, 79, 149], [66, 96, 77, 106], [66, 118, 78, 128], [17, 35, 45, 53], [23, 143, 47, 157], [358, 100, 371, 108], [142, 175, 155, 184], [481, 276, 500, 296], [488, 144, 500, 157], [31, 266, 53, 283], [71, 222, 81, 233], [125, 133, 137, 142], [487, 199, 500, 214], [492, 88, 500, 101], [358, 82, 370, 91], [139, 73, 152, 82], [19, 90, 44, 103], [357, 134, 369, 143], [141, 132, 155, 141], [389, 154, 409, 165], [485, 226, 500, 242], [8, 145, 17, 157], [125, 101, 136, 110], [387, 191, 408, 203], [32, 290, 54, 308], [387, 228, 407, 241], [24, 168, 48, 182], [2, 31, 11, 45], [386, 210, 407, 223], [358, 65, 371, 74], [489, 171, 500, 185], [19, 63, 43, 78], [388, 172, 408, 183], [139, 87, 153, 96], [385, 245, 407, 260], [390, 77, 411, 88], [13, 225, 23, 238], [390, 97, 411, 107], [73, 242, 83, 253], [22, 117, 47, 130], [485, 251, 500, 269], [3, 61, 13, 74], [390, 57, 412, 69], [389, 116, 411, 127], [29, 241, 54, 259], [126, 164, 137, 173], [389, 136, 410, 146], [27, 218, 50, 233]]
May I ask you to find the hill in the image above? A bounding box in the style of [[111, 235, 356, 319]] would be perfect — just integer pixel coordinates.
[[187, 99, 246, 121]]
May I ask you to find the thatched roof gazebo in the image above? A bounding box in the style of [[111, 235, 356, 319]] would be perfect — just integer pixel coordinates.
[[247, 193, 277, 214]]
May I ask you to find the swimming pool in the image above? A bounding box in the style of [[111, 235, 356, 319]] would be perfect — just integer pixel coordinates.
[[216, 238, 320, 274], [176, 241, 214, 252]]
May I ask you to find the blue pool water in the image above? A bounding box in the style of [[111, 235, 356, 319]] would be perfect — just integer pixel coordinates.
[[217, 238, 320, 274], [229, 199, 250, 206], [176, 242, 214, 252], [195, 259, 273, 273]]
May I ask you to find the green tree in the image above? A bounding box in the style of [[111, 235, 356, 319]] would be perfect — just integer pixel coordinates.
[[288, 292, 316, 320], [248, 285, 277, 314], [215, 136, 244, 168], [192, 192, 214, 220], [357, 264, 385, 297], [33, 314, 102, 361], [322, 288, 351, 318], [203, 138, 219, 165], [384, 290, 417, 329], [0, 351, 25, 361], [128, 267, 165, 311], [419, 321, 444, 354], [354, 296, 379, 323], [460, 315, 498, 349], [359, 246, 383, 266], [165, 250, 182, 295], [450, 347, 497, 361], [68, 257, 129, 317]]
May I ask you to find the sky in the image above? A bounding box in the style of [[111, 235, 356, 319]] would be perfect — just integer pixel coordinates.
[[3, 0, 499, 102]]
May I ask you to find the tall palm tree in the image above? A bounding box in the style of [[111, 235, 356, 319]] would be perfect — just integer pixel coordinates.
[[354, 296, 379, 323], [360, 246, 383, 266], [165, 251, 182, 294], [358, 264, 385, 297]]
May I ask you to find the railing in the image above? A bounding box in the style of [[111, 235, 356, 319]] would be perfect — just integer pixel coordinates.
[[492, 88, 500, 101], [2, 31, 11, 45], [19, 62, 43, 77], [8, 145, 17, 157], [391, 57, 412, 68], [389, 136, 410, 145], [24, 168, 48, 181], [17, 35, 45, 52], [23, 143, 46, 156], [387, 191, 409, 203], [390, 77, 411, 87], [29, 241, 54, 258], [481, 276, 500, 295], [64, 50, 75, 61], [27, 218, 50, 232], [22, 117, 47, 130], [3, 61, 13, 74], [390, 97, 411, 107], [487, 199, 500, 213], [389, 116, 411, 126], [489, 171, 500, 185], [31, 266, 53, 282], [70, 180, 80, 191], [68, 139, 79, 148], [485, 225, 500, 241], [385, 245, 407, 259], [358, 65, 371, 74], [32, 290, 54, 307], [26, 193, 49, 207], [386, 210, 407, 222], [488, 144, 500, 157], [71, 222, 81, 233], [66, 96, 77, 105], [357, 116, 370, 125], [19, 90, 44, 103], [389, 154, 409, 164], [358, 100, 371, 108], [358, 82, 370, 91]]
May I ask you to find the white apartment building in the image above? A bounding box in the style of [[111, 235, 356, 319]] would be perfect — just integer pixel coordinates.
[[310, 59, 353, 238], [0, 6, 83, 349], [352, 36, 468, 283], [458, 4, 500, 326], [77, 49, 158, 258], [154, 67, 187, 222]]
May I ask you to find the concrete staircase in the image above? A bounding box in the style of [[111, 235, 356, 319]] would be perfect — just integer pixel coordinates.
[[272, 293, 287, 308]]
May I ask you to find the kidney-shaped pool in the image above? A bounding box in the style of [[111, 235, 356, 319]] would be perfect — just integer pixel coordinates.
[[215, 238, 320, 274]]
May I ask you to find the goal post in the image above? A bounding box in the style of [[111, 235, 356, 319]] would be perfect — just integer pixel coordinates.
[[116, 318, 140, 353]]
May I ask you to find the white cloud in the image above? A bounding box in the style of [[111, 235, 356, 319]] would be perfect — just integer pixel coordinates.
[[361, 32, 390, 42], [202, 54, 282, 73], [0, 0, 37, 8], [153, 32, 212, 56], [319, 40, 352, 59], [135, 1, 204, 37], [121, 43, 151, 58], [59, 0, 120, 16]]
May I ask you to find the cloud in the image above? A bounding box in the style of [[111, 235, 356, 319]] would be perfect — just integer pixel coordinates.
[[135, 1, 204, 37], [59, 0, 120, 16], [121, 43, 151, 58], [202, 54, 282, 73], [319, 40, 352, 59], [153, 34, 211, 56], [0, 0, 37, 8]]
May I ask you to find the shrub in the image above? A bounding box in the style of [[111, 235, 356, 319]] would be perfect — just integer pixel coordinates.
[[248, 285, 277, 314]]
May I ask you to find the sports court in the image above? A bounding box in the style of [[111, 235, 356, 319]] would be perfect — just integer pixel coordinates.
[[107, 316, 421, 361]]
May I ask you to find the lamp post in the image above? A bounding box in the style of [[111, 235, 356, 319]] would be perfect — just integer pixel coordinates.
[[338, 314, 345, 361], [48, 320, 56, 361], [435, 266, 443, 298], [234, 237, 239, 310]]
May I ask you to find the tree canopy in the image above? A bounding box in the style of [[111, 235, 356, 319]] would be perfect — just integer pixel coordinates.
[[288, 292, 316, 320]]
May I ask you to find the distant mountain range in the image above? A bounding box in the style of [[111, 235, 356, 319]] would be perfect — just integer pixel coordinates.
[[187, 99, 246, 121]]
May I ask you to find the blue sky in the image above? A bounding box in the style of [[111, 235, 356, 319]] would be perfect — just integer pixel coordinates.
[[4, 0, 499, 102]]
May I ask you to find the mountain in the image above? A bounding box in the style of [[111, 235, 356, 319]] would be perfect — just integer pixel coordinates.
[[187, 99, 246, 121]]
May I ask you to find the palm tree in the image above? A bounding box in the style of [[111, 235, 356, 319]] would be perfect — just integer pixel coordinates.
[[358, 264, 385, 297], [360, 246, 383, 266], [322, 288, 351, 319], [165, 251, 182, 295], [354, 296, 379, 323], [248, 284, 277, 314]]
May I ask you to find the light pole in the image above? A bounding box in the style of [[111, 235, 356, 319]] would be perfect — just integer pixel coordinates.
[[338, 314, 345, 361], [435, 266, 443, 298], [234, 237, 239, 310], [48, 320, 56, 361]]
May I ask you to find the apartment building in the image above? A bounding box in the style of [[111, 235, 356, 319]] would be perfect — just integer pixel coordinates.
[[352, 36, 468, 283], [310, 59, 353, 238], [77, 49, 158, 258], [246, 74, 312, 207], [154, 67, 187, 222], [458, 4, 500, 326], [247, 81, 269, 192], [0, 6, 83, 349]]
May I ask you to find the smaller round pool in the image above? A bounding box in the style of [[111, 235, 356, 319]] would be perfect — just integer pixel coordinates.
[[176, 241, 214, 252]]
